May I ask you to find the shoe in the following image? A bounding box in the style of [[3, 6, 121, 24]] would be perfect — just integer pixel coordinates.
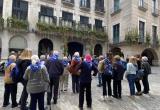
[[143, 91, 149, 94], [53, 99, 57, 104], [112, 95, 118, 99], [2, 103, 10, 107], [136, 92, 142, 96], [12, 103, 18, 108], [97, 84, 101, 87], [87, 105, 92, 108], [79, 106, 83, 110]]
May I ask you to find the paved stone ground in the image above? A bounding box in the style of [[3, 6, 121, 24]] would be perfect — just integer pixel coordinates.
[[0, 67, 160, 110]]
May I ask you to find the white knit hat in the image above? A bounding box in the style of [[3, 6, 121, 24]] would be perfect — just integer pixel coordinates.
[[74, 52, 80, 57], [31, 55, 40, 65]]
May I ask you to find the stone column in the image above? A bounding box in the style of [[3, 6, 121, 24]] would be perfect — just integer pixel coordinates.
[[1, 31, 9, 60]]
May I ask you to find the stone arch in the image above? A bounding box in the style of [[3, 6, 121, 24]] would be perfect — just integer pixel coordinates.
[[9, 35, 27, 53], [141, 48, 159, 66], [38, 38, 53, 57], [94, 44, 103, 57], [67, 42, 83, 57]]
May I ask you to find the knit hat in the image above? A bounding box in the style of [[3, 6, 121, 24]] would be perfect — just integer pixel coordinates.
[[74, 52, 80, 57], [142, 56, 148, 62], [85, 54, 92, 62]]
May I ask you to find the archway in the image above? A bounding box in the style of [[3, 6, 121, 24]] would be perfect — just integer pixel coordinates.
[[141, 48, 158, 65], [9, 36, 27, 54], [68, 42, 83, 57], [38, 39, 53, 56], [94, 44, 102, 57], [110, 47, 124, 57]]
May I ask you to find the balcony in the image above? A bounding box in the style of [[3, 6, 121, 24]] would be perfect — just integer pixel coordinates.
[[111, 6, 121, 16], [80, 3, 90, 12], [152, 8, 159, 17], [39, 0, 55, 4], [59, 18, 76, 28], [77, 23, 92, 31], [95, 7, 105, 15], [62, 0, 74, 7], [138, 2, 148, 12], [0, 17, 4, 31], [7, 17, 29, 32]]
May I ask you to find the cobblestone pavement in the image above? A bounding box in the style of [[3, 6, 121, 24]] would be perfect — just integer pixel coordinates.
[[0, 67, 160, 110]]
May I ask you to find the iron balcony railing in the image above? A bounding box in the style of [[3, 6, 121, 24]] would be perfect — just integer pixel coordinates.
[[93, 25, 105, 32], [138, 2, 148, 11], [77, 22, 92, 31], [95, 6, 105, 14], [111, 5, 121, 16], [152, 8, 159, 17], [59, 18, 76, 28], [62, 0, 74, 6]]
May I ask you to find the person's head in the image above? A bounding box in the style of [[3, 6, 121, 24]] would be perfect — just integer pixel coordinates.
[[63, 56, 68, 60], [106, 52, 113, 61], [31, 55, 40, 65], [40, 55, 46, 61], [74, 52, 80, 57], [99, 55, 104, 61], [8, 55, 16, 62], [84, 54, 92, 62], [129, 56, 137, 65], [19, 48, 32, 59], [114, 55, 121, 62], [141, 56, 148, 62]]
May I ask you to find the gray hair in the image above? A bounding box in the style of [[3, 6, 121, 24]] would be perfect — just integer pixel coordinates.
[[142, 56, 148, 62], [31, 55, 40, 65]]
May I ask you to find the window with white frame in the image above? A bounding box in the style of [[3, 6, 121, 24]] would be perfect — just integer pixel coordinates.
[[39, 6, 54, 24], [139, 21, 145, 42], [0, 0, 3, 17], [114, 0, 120, 11], [152, 0, 157, 12], [80, 0, 90, 8]]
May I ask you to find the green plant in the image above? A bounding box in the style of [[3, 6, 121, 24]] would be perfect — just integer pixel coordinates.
[[146, 32, 151, 45], [7, 17, 29, 30], [0, 17, 4, 30], [125, 28, 139, 45]]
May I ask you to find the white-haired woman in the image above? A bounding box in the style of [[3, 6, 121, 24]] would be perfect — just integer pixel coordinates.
[[23, 55, 50, 110], [141, 56, 151, 94], [3, 55, 18, 108]]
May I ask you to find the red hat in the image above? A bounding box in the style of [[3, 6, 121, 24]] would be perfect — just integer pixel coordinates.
[[85, 54, 92, 62]]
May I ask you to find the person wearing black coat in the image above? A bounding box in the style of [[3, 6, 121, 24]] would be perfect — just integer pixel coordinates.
[[45, 51, 64, 105], [78, 54, 98, 109], [16, 49, 32, 110], [112, 55, 125, 99]]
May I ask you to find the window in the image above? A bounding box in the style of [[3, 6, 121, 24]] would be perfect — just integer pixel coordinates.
[[80, 16, 89, 24], [39, 6, 54, 24], [139, 0, 144, 6], [80, 0, 90, 8], [113, 23, 120, 44], [95, 19, 102, 28], [139, 21, 145, 42], [12, 0, 28, 20], [152, 26, 157, 44], [114, 0, 120, 11], [62, 11, 73, 21], [95, 0, 104, 11], [152, 0, 156, 12], [0, 0, 3, 16]]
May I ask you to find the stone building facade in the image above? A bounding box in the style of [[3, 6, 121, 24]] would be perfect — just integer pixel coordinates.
[[106, 0, 160, 65], [0, 0, 160, 65], [0, 0, 107, 59]]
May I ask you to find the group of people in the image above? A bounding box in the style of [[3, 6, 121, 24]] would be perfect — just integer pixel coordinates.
[[2, 48, 151, 110]]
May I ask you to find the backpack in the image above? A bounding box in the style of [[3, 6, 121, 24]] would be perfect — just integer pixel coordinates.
[[11, 66, 20, 83], [104, 59, 113, 76], [68, 60, 81, 75]]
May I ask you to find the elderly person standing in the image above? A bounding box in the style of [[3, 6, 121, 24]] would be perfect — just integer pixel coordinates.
[[59, 56, 70, 92], [45, 51, 64, 105], [23, 55, 50, 110], [141, 56, 151, 94], [3, 55, 18, 108], [125, 56, 137, 97]]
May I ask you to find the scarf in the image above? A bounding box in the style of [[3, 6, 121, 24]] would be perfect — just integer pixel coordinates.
[[30, 62, 41, 73], [50, 54, 59, 62], [62, 60, 69, 67], [6, 59, 14, 67]]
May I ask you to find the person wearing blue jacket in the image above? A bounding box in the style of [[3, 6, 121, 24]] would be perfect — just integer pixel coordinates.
[[78, 54, 98, 109]]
